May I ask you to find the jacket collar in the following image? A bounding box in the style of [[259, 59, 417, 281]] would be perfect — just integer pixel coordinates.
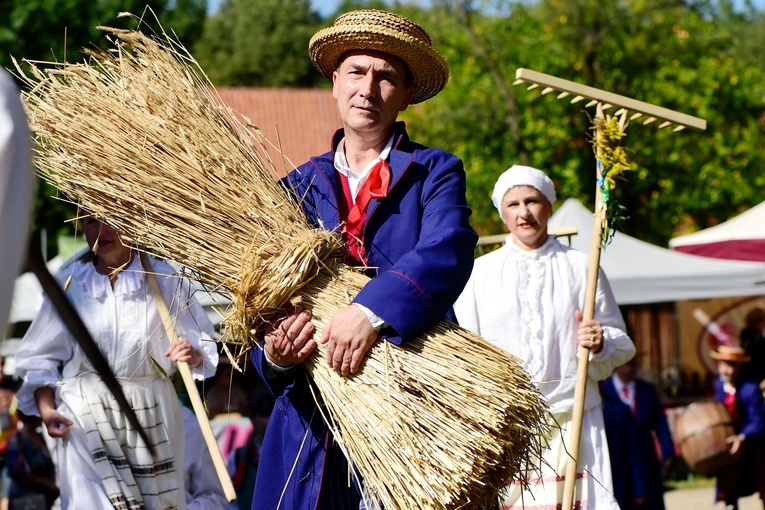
[[318, 121, 415, 222]]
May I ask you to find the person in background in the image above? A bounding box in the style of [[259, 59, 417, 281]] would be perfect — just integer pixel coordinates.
[[739, 307, 765, 389], [225, 391, 274, 510], [204, 357, 248, 418], [453, 165, 635, 509], [182, 405, 227, 510], [710, 345, 765, 510], [601, 356, 676, 509], [602, 399, 648, 509], [250, 8, 477, 509], [0, 359, 19, 510], [14, 217, 218, 509], [5, 410, 58, 509]]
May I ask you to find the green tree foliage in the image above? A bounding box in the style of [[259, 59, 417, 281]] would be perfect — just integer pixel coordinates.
[[0, 0, 207, 256], [193, 0, 325, 87], [402, 0, 765, 245]]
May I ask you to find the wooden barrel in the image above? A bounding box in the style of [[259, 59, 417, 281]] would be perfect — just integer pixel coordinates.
[[673, 400, 739, 475]]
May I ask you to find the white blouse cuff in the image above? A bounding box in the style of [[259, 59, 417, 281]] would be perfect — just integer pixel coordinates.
[[187, 333, 218, 380], [16, 371, 59, 416]]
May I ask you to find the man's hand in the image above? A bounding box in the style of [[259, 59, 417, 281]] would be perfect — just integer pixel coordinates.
[[165, 337, 203, 368], [264, 307, 317, 368], [320, 305, 378, 376], [726, 433, 745, 455]]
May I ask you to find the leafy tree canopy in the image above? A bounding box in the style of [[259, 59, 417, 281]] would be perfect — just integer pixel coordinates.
[[1, 0, 207, 257], [401, 0, 765, 245], [192, 0, 325, 87]]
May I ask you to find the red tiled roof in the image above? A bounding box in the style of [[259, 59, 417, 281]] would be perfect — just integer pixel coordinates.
[[215, 87, 340, 176]]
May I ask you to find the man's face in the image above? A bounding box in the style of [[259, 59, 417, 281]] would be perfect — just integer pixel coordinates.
[[332, 50, 415, 137], [614, 359, 638, 383], [718, 360, 740, 384]]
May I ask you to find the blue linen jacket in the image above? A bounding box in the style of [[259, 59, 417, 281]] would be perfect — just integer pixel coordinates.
[[250, 122, 477, 510], [602, 377, 675, 510], [712, 377, 765, 501], [713, 378, 765, 440]]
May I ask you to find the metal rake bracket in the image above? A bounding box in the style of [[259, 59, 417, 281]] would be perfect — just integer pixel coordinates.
[[514, 68, 707, 132]]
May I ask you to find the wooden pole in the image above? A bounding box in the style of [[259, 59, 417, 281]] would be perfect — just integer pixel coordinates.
[[560, 105, 607, 510], [139, 252, 237, 503], [511, 68, 705, 508]]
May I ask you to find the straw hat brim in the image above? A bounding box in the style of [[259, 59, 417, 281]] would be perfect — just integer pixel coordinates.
[[309, 25, 449, 104], [709, 351, 751, 362]]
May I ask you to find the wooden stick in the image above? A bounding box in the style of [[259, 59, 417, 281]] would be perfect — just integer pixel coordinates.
[[561, 106, 607, 510], [139, 252, 237, 503]]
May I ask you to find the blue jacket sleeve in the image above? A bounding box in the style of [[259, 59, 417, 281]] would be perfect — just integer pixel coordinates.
[[353, 151, 477, 343]]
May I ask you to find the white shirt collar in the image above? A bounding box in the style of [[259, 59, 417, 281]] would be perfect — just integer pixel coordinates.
[[74, 251, 144, 299], [334, 134, 395, 201], [612, 374, 636, 406]]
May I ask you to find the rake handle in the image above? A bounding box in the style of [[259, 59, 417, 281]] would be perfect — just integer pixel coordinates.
[[139, 252, 237, 503], [561, 106, 606, 509], [561, 204, 604, 510]]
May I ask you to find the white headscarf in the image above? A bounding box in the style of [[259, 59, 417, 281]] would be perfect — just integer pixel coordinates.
[[491, 165, 556, 218]]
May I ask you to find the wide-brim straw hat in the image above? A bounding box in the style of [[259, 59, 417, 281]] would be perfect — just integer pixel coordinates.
[[309, 9, 449, 104], [710, 345, 751, 363]]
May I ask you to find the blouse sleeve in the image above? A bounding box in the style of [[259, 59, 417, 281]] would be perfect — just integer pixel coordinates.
[[587, 268, 635, 381], [14, 296, 75, 416], [452, 272, 480, 334], [159, 267, 218, 380]]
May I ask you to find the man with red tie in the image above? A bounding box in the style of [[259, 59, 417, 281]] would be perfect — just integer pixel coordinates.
[[711, 345, 765, 510], [601, 357, 676, 509], [249, 9, 477, 510]]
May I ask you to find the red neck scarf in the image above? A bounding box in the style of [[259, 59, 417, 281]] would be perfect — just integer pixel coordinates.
[[337, 159, 390, 265]]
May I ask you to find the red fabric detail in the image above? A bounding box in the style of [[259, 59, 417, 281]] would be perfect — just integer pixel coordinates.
[[724, 390, 738, 421], [673, 239, 765, 262], [622, 386, 637, 417], [337, 159, 390, 264]]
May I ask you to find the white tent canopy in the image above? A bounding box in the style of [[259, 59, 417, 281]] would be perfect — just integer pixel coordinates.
[[544, 199, 765, 305], [668, 200, 765, 261]]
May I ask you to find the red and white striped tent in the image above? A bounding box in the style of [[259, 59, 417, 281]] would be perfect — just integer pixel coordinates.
[[669, 201, 765, 262]]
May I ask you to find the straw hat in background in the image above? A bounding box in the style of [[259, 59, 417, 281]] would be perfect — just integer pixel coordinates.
[[308, 9, 449, 104], [710, 345, 751, 363]]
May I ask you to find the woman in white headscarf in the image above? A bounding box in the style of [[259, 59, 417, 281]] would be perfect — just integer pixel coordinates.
[[453, 165, 635, 510]]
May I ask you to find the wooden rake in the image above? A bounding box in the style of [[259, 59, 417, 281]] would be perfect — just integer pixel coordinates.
[[513, 68, 706, 510]]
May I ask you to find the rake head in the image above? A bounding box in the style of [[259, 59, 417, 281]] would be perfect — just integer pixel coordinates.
[[514, 68, 706, 132]]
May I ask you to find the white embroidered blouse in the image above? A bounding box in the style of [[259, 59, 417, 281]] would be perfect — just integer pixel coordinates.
[[453, 235, 635, 414], [14, 250, 218, 415]]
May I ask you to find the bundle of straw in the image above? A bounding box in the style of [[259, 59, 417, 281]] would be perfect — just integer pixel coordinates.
[[15, 22, 548, 509]]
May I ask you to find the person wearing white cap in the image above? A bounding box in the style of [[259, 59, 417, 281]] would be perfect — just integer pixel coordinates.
[[250, 9, 477, 510], [454, 165, 635, 509]]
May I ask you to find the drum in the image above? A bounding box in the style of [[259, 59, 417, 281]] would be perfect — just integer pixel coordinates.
[[673, 400, 739, 475]]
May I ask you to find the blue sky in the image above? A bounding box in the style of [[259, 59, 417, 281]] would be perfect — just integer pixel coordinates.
[[206, 0, 343, 17], [208, 0, 764, 18]]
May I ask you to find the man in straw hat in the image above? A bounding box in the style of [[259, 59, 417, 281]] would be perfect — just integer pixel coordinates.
[[249, 9, 477, 510], [709, 345, 765, 510]]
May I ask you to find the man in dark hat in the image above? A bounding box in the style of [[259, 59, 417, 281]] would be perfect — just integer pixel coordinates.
[[710, 345, 765, 510], [249, 9, 477, 510]]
